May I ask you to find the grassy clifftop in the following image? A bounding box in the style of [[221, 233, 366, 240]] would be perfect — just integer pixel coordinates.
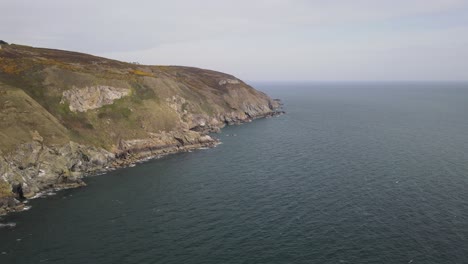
[[0, 43, 278, 153], [0, 43, 281, 209]]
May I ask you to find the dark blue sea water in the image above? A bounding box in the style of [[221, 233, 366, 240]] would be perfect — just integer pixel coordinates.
[[1, 82, 468, 264]]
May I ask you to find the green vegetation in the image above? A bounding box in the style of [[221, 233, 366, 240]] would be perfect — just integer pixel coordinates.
[[97, 101, 132, 120], [0, 44, 274, 153], [0, 83, 70, 152], [130, 81, 158, 102]]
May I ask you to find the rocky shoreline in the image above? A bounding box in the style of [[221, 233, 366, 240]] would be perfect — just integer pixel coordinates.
[[0, 43, 285, 218], [0, 109, 284, 217]]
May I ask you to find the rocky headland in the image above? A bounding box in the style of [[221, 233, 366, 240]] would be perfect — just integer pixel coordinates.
[[0, 42, 283, 216]]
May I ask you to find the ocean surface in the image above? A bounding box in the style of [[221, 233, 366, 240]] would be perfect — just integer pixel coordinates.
[[1, 82, 468, 264]]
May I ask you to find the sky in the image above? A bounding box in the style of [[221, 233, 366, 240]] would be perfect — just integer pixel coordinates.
[[2, 0, 468, 81]]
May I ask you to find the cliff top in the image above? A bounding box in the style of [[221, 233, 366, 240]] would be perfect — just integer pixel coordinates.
[[0, 44, 276, 153]]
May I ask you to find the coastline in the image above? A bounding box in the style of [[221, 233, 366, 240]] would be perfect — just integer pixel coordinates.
[[0, 109, 284, 218]]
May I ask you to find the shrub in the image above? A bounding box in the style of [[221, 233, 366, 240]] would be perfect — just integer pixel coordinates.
[[129, 69, 153, 77]]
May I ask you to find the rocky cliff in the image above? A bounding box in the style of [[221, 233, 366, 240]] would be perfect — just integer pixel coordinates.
[[0, 43, 282, 215]]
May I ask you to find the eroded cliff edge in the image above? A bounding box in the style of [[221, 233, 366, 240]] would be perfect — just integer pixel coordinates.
[[0, 43, 283, 215]]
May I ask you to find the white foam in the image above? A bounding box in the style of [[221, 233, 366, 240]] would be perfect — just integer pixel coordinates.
[[31, 191, 57, 199], [31, 193, 43, 199], [0, 222, 16, 228]]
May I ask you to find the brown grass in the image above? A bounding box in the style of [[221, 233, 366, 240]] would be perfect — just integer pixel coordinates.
[[0, 181, 12, 198]]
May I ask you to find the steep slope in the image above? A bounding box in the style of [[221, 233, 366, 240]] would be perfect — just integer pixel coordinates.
[[0, 43, 282, 215]]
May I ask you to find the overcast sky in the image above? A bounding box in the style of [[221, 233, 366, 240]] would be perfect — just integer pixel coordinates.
[[2, 0, 468, 81]]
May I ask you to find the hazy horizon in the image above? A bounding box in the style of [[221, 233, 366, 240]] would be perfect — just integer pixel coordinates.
[[2, 0, 468, 82]]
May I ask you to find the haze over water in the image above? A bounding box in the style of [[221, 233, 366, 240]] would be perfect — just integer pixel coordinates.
[[1, 82, 468, 264]]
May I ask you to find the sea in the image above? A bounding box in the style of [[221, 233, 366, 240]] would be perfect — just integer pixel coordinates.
[[1, 82, 468, 264]]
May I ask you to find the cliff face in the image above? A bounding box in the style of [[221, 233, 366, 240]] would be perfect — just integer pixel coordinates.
[[0, 43, 281, 215]]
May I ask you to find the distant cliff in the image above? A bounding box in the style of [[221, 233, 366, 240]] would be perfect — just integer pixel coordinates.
[[0, 43, 282, 215]]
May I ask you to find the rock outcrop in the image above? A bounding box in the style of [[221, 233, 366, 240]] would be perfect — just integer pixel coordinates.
[[0, 43, 283, 215], [61, 86, 131, 112]]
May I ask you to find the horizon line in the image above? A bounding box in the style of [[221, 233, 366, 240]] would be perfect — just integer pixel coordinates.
[[247, 80, 468, 83]]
